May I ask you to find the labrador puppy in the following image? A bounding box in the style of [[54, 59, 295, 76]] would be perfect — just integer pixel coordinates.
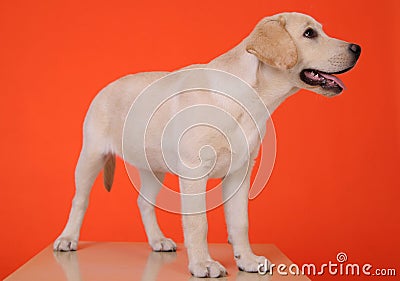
[[54, 12, 361, 278]]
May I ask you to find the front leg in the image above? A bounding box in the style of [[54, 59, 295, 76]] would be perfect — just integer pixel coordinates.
[[222, 169, 270, 273], [180, 177, 227, 278]]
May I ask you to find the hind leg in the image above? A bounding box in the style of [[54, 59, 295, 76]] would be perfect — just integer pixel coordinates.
[[54, 147, 107, 251], [137, 170, 176, 252]]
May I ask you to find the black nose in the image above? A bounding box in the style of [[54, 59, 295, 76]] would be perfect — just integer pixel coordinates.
[[349, 43, 361, 59]]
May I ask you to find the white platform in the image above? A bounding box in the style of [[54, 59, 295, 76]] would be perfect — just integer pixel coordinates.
[[5, 242, 310, 280]]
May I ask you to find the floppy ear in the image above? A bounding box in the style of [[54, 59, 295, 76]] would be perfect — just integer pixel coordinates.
[[246, 17, 298, 69]]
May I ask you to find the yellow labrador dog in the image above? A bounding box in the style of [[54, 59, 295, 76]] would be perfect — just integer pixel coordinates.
[[54, 12, 360, 277]]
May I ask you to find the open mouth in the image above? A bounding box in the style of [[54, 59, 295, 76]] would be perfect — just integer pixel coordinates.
[[300, 69, 349, 94]]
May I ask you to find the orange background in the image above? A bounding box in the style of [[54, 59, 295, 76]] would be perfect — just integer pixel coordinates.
[[0, 0, 399, 280]]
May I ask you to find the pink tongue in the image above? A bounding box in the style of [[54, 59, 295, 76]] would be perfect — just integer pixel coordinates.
[[320, 73, 347, 90]]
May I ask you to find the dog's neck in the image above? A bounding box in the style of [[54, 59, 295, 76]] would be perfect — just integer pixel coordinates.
[[209, 40, 299, 113], [254, 62, 299, 112]]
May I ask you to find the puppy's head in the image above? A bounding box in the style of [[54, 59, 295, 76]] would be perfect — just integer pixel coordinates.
[[246, 12, 361, 97]]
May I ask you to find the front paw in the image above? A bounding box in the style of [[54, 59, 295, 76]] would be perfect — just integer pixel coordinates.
[[235, 253, 269, 273], [189, 260, 227, 278]]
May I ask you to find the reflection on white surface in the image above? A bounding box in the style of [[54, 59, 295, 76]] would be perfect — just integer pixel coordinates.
[[5, 243, 308, 281], [141, 251, 177, 281], [54, 248, 273, 281], [53, 251, 82, 281], [53, 244, 280, 281]]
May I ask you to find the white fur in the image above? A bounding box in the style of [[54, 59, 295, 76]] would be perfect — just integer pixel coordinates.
[[54, 12, 359, 278]]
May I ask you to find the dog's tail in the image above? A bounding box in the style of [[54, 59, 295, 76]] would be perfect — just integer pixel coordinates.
[[103, 154, 116, 192]]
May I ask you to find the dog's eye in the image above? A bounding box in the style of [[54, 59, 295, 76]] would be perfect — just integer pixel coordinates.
[[303, 28, 317, 39]]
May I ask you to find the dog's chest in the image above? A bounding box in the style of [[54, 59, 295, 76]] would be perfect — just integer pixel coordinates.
[[179, 110, 263, 178]]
